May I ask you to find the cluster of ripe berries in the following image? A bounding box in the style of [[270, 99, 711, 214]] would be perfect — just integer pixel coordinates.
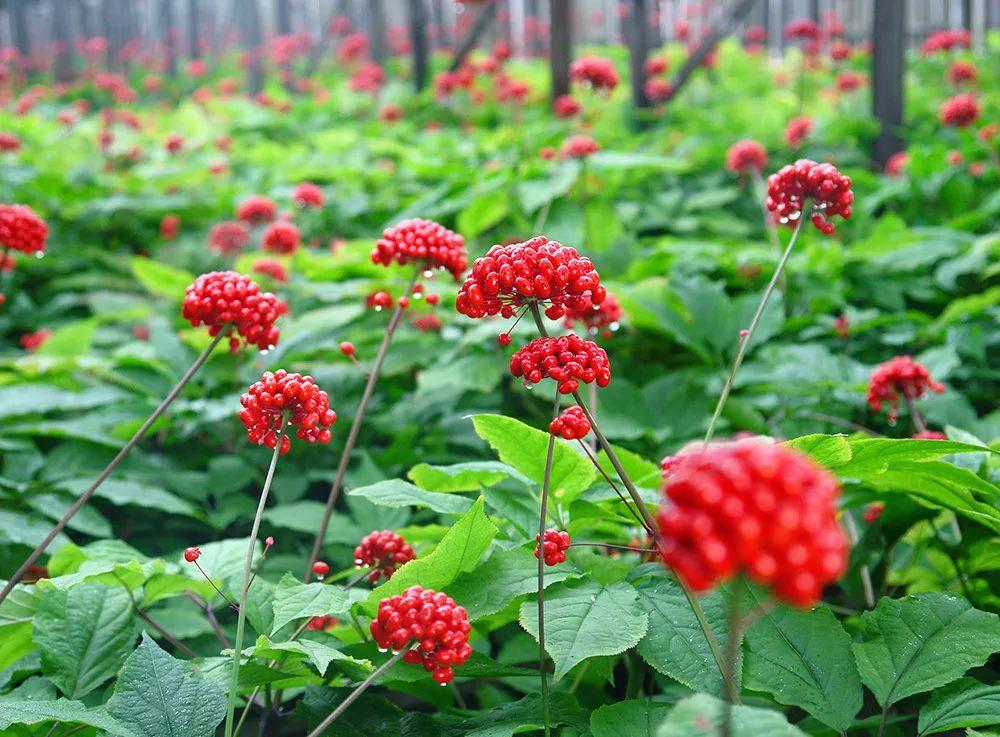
[[939, 93, 980, 128], [535, 529, 571, 566], [370, 218, 468, 280], [292, 182, 324, 209], [510, 335, 612, 394], [370, 586, 472, 685], [560, 135, 600, 159], [657, 440, 847, 608], [0, 204, 48, 255], [181, 271, 287, 352], [569, 56, 619, 91], [726, 139, 768, 175], [236, 195, 277, 225], [456, 236, 606, 320], [866, 355, 945, 418], [563, 291, 622, 336], [262, 220, 300, 254], [549, 406, 591, 440], [766, 159, 854, 234], [208, 222, 250, 256], [239, 370, 337, 454], [353, 530, 416, 584]]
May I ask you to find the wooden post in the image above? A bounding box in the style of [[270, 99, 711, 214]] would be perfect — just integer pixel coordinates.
[[159, 0, 177, 74], [53, 0, 74, 81], [628, 0, 651, 108], [243, 0, 264, 94], [368, 0, 387, 62], [449, 0, 499, 71], [275, 0, 292, 35], [871, 0, 904, 169], [187, 0, 199, 58], [409, 0, 429, 91], [549, 0, 571, 100], [9, 0, 30, 57]]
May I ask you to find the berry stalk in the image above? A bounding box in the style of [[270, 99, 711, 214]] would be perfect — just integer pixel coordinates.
[[224, 422, 286, 737], [306, 266, 421, 579], [536, 391, 561, 737], [0, 330, 227, 608]]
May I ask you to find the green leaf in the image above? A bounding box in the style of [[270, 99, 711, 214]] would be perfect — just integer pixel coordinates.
[[472, 414, 595, 503], [363, 497, 497, 614], [36, 319, 99, 358], [247, 635, 368, 677], [59, 477, 197, 517], [0, 700, 139, 736], [347, 479, 473, 514], [841, 437, 995, 474], [656, 693, 808, 737], [744, 605, 862, 731], [408, 461, 527, 492], [107, 634, 226, 737], [457, 193, 509, 237], [591, 699, 675, 737], [271, 572, 351, 634], [519, 579, 648, 680], [784, 434, 852, 468], [440, 693, 585, 737], [852, 593, 1000, 707], [130, 256, 195, 300], [917, 678, 1000, 735], [34, 583, 138, 699], [447, 547, 574, 620]]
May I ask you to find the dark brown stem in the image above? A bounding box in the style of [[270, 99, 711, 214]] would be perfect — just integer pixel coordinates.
[[192, 560, 239, 611], [117, 576, 197, 659], [0, 331, 226, 607], [903, 394, 928, 434], [186, 592, 230, 648]]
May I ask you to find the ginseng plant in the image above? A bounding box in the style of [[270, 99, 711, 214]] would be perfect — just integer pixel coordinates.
[[0, 203, 48, 307], [0, 270, 288, 607], [305, 218, 468, 577]]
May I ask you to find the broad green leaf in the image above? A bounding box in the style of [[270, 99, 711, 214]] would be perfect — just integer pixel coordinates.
[[472, 414, 595, 503], [247, 635, 369, 676], [0, 699, 139, 736], [917, 678, 1000, 735], [408, 461, 527, 492], [347, 479, 473, 514], [130, 256, 195, 300], [363, 497, 497, 614], [0, 509, 70, 550], [841, 437, 995, 474], [590, 699, 674, 737], [744, 605, 862, 731], [0, 622, 34, 672], [447, 547, 573, 620], [457, 192, 508, 237], [852, 593, 1000, 707], [519, 579, 648, 680], [656, 693, 808, 737], [59, 477, 197, 517], [440, 693, 585, 737], [271, 572, 351, 634], [108, 634, 226, 737], [785, 434, 852, 468], [34, 583, 138, 699], [35, 319, 99, 357]]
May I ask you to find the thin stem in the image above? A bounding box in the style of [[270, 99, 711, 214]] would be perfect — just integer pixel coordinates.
[[587, 363, 599, 451], [722, 583, 745, 736], [703, 215, 805, 446], [569, 542, 658, 554], [750, 169, 787, 300], [192, 560, 240, 610], [224, 424, 285, 737], [575, 439, 655, 538], [0, 330, 226, 608], [903, 394, 929, 434], [842, 513, 876, 609], [186, 592, 230, 648], [304, 648, 409, 737], [797, 411, 881, 437], [536, 390, 561, 737], [117, 575, 198, 659], [306, 266, 422, 579]]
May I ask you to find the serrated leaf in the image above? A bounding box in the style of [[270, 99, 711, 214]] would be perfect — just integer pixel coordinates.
[[271, 572, 351, 634], [441, 693, 585, 737], [59, 477, 197, 516], [447, 547, 573, 620], [34, 583, 138, 699], [0, 699, 139, 736], [744, 605, 862, 731], [408, 461, 527, 492], [591, 698, 675, 737], [347, 479, 473, 514], [656, 693, 808, 737], [107, 634, 226, 737], [130, 256, 195, 300], [852, 593, 1000, 707], [247, 635, 368, 676], [785, 434, 852, 468], [917, 678, 1000, 735], [519, 579, 648, 680]]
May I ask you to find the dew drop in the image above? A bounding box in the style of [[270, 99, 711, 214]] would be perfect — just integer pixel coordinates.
[[378, 647, 388, 653], [35, 252, 44, 259], [375, 306, 383, 312], [423, 269, 434, 278]]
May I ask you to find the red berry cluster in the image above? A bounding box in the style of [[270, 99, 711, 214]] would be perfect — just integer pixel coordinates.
[[563, 292, 622, 336], [181, 271, 287, 352], [535, 529, 571, 566], [660, 454, 678, 479], [783, 116, 813, 147], [252, 258, 288, 282], [0, 132, 21, 152], [783, 18, 821, 40], [371, 586, 472, 685], [658, 440, 847, 608], [866, 355, 945, 416], [569, 56, 619, 91], [293, 182, 323, 208], [239, 369, 337, 454], [921, 28, 971, 54], [643, 77, 674, 102], [261, 220, 300, 254], [946, 60, 977, 85], [726, 140, 768, 175], [913, 430, 947, 440], [306, 615, 338, 631], [0, 205, 48, 255], [549, 406, 590, 440], [939, 93, 980, 128], [456, 236, 606, 320], [208, 221, 250, 256], [160, 214, 180, 240], [509, 334, 611, 394], [236, 195, 277, 225], [765, 159, 854, 234], [353, 530, 416, 583], [371, 218, 468, 280], [884, 151, 909, 178], [560, 135, 600, 159], [552, 94, 581, 118]]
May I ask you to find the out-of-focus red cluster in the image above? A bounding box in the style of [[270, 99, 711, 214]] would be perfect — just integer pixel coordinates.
[[261, 220, 301, 255], [921, 28, 971, 55], [293, 182, 323, 208], [353, 530, 416, 584], [563, 292, 622, 336], [725, 139, 768, 175], [939, 93, 980, 128], [209, 221, 250, 256], [560, 134, 600, 159], [569, 55, 619, 91], [237, 195, 277, 225]]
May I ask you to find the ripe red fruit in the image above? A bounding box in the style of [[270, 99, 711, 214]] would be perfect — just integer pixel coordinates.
[[0, 132, 22, 152], [339, 341, 355, 356], [569, 55, 619, 91], [236, 195, 278, 225], [783, 116, 813, 147], [160, 214, 180, 240], [292, 182, 324, 209], [660, 454, 678, 479], [412, 313, 442, 332], [643, 77, 673, 102], [184, 547, 201, 562], [560, 134, 600, 159], [658, 440, 847, 608], [913, 430, 947, 440], [208, 221, 250, 256], [552, 94, 581, 118], [884, 151, 909, 178], [726, 139, 768, 175], [535, 529, 571, 566], [497, 333, 511, 347], [867, 356, 945, 416], [182, 271, 288, 352], [425, 293, 440, 306], [946, 60, 977, 86], [563, 292, 623, 336], [863, 502, 884, 524], [509, 334, 611, 395], [252, 258, 288, 282], [939, 93, 980, 128], [0, 205, 48, 255], [549, 406, 590, 440], [165, 134, 184, 154], [371, 218, 468, 280], [240, 370, 337, 454], [312, 560, 330, 576], [371, 586, 472, 685], [398, 296, 410, 308], [456, 236, 605, 321], [261, 220, 301, 255], [306, 615, 338, 631], [766, 159, 854, 235], [367, 291, 393, 311], [353, 530, 416, 583], [20, 329, 52, 352]]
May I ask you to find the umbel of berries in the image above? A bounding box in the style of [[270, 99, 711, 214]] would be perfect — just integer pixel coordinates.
[[182, 271, 288, 352], [510, 334, 611, 394], [0, 204, 48, 255], [766, 159, 854, 234], [239, 370, 337, 454], [353, 530, 416, 583], [370, 586, 472, 685], [535, 529, 571, 566], [549, 406, 590, 440], [371, 218, 468, 280], [657, 440, 847, 608], [867, 355, 945, 419], [456, 236, 606, 321]]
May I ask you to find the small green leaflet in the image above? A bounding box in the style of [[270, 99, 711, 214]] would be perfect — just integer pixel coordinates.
[[271, 572, 351, 634], [0, 699, 139, 736], [347, 478, 474, 514], [656, 693, 808, 736], [917, 678, 1000, 735]]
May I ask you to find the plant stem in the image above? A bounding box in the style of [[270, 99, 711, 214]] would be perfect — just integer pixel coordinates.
[[224, 424, 285, 737], [536, 390, 560, 737], [304, 648, 409, 737], [186, 592, 230, 648], [569, 542, 658, 554], [0, 330, 226, 608], [842, 513, 876, 609], [903, 394, 929, 434], [117, 575, 198, 659], [306, 266, 421, 579], [574, 439, 655, 537], [703, 215, 805, 446], [722, 584, 744, 736], [750, 169, 787, 301]]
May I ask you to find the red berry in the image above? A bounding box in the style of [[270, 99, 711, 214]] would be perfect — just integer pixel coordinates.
[[236, 195, 277, 225], [239, 370, 337, 454], [726, 139, 768, 174], [569, 56, 619, 90], [312, 561, 330, 576], [563, 292, 623, 335], [339, 341, 355, 356], [509, 334, 611, 394], [534, 529, 571, 566], [863, 503, 884, 524], [765, 159, 854, 234], [293, 182, 323, 208], [425, 294, 440, 306], [939, 93, 980, 127], [184, 547, 201, 562], [398, 296, 410, 308], [208, 221, 250, 256], [261, 220, 300, 255], [560, 135, 600, 159], [549, 406, 590, 440], [0, 205, 48, 255], [370, 218, 468, 280], [252, 258, 287, 282], [353, 530, 416, 583], [497, 333, 511, 347], [368, 291, 392, 311], [160, 214, 180, 240], [182, 271, 288, 352], [306, 615, 337, 631], [866, 356, 945, 416], [264, 536, 275, 547], [913, 430, 947, 440], [783, 116, 813, 147]]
